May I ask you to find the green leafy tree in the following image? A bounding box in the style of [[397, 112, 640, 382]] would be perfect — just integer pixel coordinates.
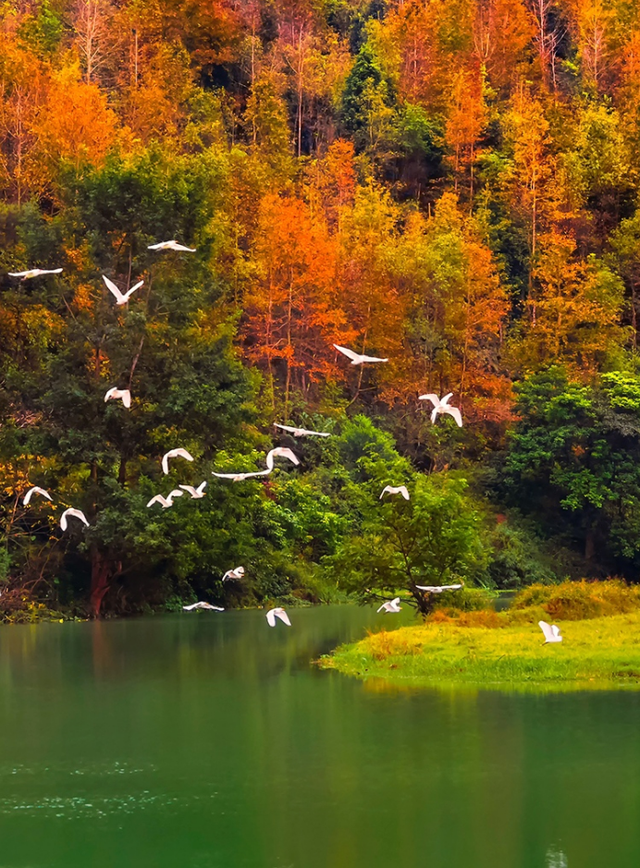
[[340, 43, 396, 154], [328, 471, 486, 615], [503, 366, 640, 574]]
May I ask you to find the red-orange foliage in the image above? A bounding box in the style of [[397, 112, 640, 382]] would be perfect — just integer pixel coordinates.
[[243, 193, 355, 409]]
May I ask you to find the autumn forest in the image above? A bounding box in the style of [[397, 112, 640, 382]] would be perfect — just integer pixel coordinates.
[[2, 0, 640, 617]]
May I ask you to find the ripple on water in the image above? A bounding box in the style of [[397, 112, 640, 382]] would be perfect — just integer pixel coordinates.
[[0, 791, 218, 819]]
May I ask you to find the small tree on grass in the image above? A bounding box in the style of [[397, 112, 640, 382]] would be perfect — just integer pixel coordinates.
[[328, 472, 487, 615]]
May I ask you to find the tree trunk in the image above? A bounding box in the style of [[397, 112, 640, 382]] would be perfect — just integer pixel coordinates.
[[585, 525, 595, 561], [90, 549, 111, 617], [411, 589, 435, 617]]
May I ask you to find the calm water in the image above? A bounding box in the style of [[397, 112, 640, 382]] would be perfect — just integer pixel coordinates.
[[0, 606, 638, 868]]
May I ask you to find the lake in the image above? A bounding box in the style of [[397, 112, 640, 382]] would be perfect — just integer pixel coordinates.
[[0, 605, 638, 868]]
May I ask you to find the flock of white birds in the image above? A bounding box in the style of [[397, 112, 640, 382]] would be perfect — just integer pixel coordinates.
[[13, 248, 560, 642]]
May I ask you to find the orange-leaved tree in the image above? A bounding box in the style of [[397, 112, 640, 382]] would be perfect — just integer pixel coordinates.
[[243, 192, 354, 413], [391, 192, 510, 420]]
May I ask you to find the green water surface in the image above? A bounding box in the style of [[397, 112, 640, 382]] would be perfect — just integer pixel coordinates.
[[0, 605, 638, 868]]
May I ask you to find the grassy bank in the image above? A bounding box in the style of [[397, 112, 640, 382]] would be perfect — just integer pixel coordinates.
[[320, 609, 640, 692]]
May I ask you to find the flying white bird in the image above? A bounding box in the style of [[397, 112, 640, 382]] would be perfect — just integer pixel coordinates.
[[333, 344, 388, 365], [274, 423, 331, 438], [23, 486, 53, 506], [264, 447, 300, 471], [380, 485, 410, 501], [162, 448, 195, 475], [104, 387, 132, 409], [212, 447, 300, 481], [147, 490, 184, 509], [418, 392, 463, 427], [377, 597, 402, 613], [415, 584, 464, 593], [60, 508, 89, 531], [102, 275, 144, 305], [266, 607, 291, 627], [223, 566, 245, 582], [148, 240, 196, 252], [178, 482, 207, 499], [183, 602, 224, 611], [211, 470, 267, 481], [539, 621, 563, 644], [9, 268, 63, 280]]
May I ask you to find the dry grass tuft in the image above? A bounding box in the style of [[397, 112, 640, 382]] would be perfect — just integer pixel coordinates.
[[365, 629, 422, 660], [510, 579, 640, 621]]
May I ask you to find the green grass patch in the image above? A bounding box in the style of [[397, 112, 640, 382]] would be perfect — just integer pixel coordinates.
[[320, 608, 640, 693]]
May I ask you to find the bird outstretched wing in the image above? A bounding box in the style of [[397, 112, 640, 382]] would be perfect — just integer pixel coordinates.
[[265, 447, 300, 471], [102, 275, 126, 304], [539, 621, 555, 642], [333, 344, 360, 362], [60, 508, 89, 531], [162, 448, 194, 474], [275, 423, 330, 437], [266, 609, 277, 627], [444, 406, 463, 427], [23, 486, 52, 506], [212, 470, 268, 480], [275, 609, 291, 626], [359, 353, 388, 363], [418, 394, 440, 408]]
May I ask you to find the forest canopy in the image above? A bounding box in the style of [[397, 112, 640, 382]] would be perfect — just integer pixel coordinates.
[[2, 0, 640, 616]]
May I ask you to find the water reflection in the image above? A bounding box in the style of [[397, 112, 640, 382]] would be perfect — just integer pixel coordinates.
[[547, 849, 568, 868], [0, 607, 637, 868]]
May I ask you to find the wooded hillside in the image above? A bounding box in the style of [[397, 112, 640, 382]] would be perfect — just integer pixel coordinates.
[[2, 0, 640, 616]]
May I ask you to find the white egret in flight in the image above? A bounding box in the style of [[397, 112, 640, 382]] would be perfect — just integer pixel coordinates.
[[380, 485, 410, 501], [212, 448, 300, 481], [23, 486, 53, 506], [102, 275, 143, 305], [333, 344, 388, 365], [223, 566, 245, 582], [183, 602, 224, 611], [377, 597, 402, 613], [211, 470, 266, 481], [178, 482, 207, 499], [274, 423, 331, 438], [9, 268, 63, 280], [266, 607, 291, 627], [415, 584, 463, 593], [146, 490, 184, 509], [418, 392, 463, 427], [60, 508, 89, 531], [104, 387, 131, 409], [148, 240, 196, 252], [539, 621, 563, 644], [162, 448, 194, 475], [264, 447, 299, 471]]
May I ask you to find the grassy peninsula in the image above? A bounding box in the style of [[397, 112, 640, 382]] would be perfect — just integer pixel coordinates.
[[321, 582, 640, 692]]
